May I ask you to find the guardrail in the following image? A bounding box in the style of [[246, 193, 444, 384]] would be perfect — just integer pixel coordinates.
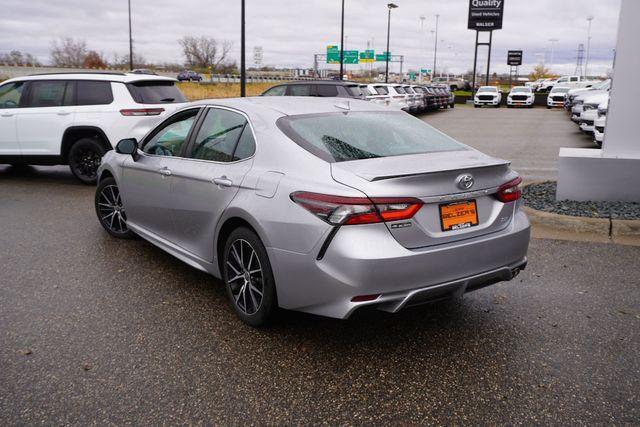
[[0, 65, 323, 82]]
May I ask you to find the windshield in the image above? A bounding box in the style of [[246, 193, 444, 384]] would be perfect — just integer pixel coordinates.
[[374, 86, 388, 95], [277, 111, 465, 163], [511, 87, 530, 93], [593, 80, 611, 90], [346, 85, 363, 97], [359, 86, 372, 96], [478, 87, 497, 93], [551, 87, 570, 94]]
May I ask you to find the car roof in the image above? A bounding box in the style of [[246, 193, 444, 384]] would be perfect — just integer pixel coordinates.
[[282, 80, 360, 86], [4, 72, 177, 84], [186, 96, 394, 117]]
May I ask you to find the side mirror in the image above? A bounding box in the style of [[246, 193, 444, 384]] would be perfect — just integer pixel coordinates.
[[115, 138, 138, 160]]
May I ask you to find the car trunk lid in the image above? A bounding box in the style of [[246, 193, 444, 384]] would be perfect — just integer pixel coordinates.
[[331, 150, 517, 249]]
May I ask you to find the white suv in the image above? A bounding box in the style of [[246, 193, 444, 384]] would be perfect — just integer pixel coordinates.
[[0, 72, 187, 183]]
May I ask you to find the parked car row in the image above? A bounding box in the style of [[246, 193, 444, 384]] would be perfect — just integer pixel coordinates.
[[261, 80, 455, 114], [563, 79, 611, 148], [526, 75, 600, 93]]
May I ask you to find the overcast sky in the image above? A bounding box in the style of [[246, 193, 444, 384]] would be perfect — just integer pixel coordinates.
[[0, 0, 621, 76]]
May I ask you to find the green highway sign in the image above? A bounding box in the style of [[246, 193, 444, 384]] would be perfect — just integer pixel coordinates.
[[421, 68, 432, 74], [359, 49, 375, 63], [326, 45, 340, 64], [375, 52, 391, 61], [343, 50, 359, 64]]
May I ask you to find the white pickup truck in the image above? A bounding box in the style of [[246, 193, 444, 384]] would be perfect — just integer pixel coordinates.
[[431, 77, 468, 92], [540, 75, 599, 92]]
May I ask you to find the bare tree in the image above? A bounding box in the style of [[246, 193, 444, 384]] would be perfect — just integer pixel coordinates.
[[50, 37, 87, 67], [0, 50, 40, 66], [179, 36, 232, 71]]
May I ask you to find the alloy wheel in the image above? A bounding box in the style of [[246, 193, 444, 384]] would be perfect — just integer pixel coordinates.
[[97, 184, 128, 233], [225, 239, 264, 315], [70, 147, 102, 180]]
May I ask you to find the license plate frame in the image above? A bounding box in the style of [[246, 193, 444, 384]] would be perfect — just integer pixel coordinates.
[[439, 200, 479, 232]]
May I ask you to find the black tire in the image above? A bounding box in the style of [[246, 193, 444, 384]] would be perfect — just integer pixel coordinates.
[[223, 227, 277, 327], [68, 138, 106, 185], [495, 104, 500, 108], [95, 177, 135, 239], [547, 106, 551, 109], [474, 105, 479, 108], [450, 103, 455, 109]]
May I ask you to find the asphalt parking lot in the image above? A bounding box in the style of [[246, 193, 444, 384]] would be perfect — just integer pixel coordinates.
[[1, 107, 638, 424], [423, 105, 597, 181]]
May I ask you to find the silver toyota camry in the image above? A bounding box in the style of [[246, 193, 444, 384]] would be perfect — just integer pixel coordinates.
[[95, 97, 530, 326]]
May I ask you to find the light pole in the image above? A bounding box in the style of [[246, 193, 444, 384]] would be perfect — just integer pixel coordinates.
[[240, 0, 245, 97], [385, 3, 398, 83], [339, 0, 345, 80], [548, 38, 559, 71], [433, 14, 439, 78], [584, 16, 594, 77], [420, 16, 425, 82], [128, 0, 133, 70]]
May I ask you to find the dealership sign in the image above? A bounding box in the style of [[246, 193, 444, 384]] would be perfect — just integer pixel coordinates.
[[467, 0, 504, 31], [507, 50, 523, 66]]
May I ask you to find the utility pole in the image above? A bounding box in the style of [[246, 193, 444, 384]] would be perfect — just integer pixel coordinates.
[[240, 0, 246, 96], [433, 14, 439, 77], [420, 16, 425, 82], [339, 0, 345, 80], [385, 3, 398, 83], [128, 0, 133, 70], [584, 16, 594, 77]]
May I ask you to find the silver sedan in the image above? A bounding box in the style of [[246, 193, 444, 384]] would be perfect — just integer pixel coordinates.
[[95, 97, 530, 326]]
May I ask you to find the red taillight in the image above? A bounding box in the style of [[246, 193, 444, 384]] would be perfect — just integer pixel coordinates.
[[290, 192, 423, 226], [495, 177, 522, 203], [120, 108, 165, 116]]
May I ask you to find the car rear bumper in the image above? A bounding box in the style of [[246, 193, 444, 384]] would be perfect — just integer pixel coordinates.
[[268, 209, 530, 319]]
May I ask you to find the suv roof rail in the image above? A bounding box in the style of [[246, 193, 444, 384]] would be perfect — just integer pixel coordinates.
[[30, 71, 128, 76]]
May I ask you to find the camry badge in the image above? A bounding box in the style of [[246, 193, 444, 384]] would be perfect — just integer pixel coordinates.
[[456, 174, 474, 190]]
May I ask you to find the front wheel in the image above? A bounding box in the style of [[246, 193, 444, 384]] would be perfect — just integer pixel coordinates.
[[68, 138, 106, 184], [95, 177, 135, 239], [223, 227, 277, 327]]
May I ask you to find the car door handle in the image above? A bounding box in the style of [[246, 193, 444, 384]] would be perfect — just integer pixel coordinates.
[[56, 111, 71, 116], [158, 167, 172, 176], [212, 177, 233, 187]]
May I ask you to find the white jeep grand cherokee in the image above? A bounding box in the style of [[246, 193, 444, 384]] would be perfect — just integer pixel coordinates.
[[0, 72, 187, 183]]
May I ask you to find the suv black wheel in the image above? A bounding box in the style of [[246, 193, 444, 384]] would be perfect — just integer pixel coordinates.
[[95, 177, 135, 239], [223, 227, 277, 327], [68, 138, 106, 184]]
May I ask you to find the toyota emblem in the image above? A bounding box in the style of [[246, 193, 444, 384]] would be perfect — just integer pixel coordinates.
[[456, 174, 474, 190]]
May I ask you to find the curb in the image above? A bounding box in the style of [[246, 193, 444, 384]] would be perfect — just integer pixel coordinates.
[[523, 206, 640, 246]]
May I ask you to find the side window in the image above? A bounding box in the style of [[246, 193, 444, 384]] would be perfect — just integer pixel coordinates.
[[570, 77, 578, 82], [0, 82, 24, 109], [25, 81, 70, 107], [262, 85, 286, 96], [190, 108, 247, 162], [317, 85, 338, 97], [233, 125, 256, 160], [76, 81, 114, 105], [286, 85, 312, 96], [142, 109, 198, 156]]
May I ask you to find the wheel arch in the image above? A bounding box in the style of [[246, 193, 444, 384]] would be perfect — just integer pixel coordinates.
[[215, 209, 271, 276], [61, 126, 112, 162]]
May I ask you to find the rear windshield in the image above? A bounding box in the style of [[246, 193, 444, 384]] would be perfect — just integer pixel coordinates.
[[403, 87, 415, 94], [374, 86, 388, 95], [126, 81, 187, 104], [394, 86, 406, 94], [345, 85, 363, 97], [277, 111, 465, 163], [413, 87, 424, 93]]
